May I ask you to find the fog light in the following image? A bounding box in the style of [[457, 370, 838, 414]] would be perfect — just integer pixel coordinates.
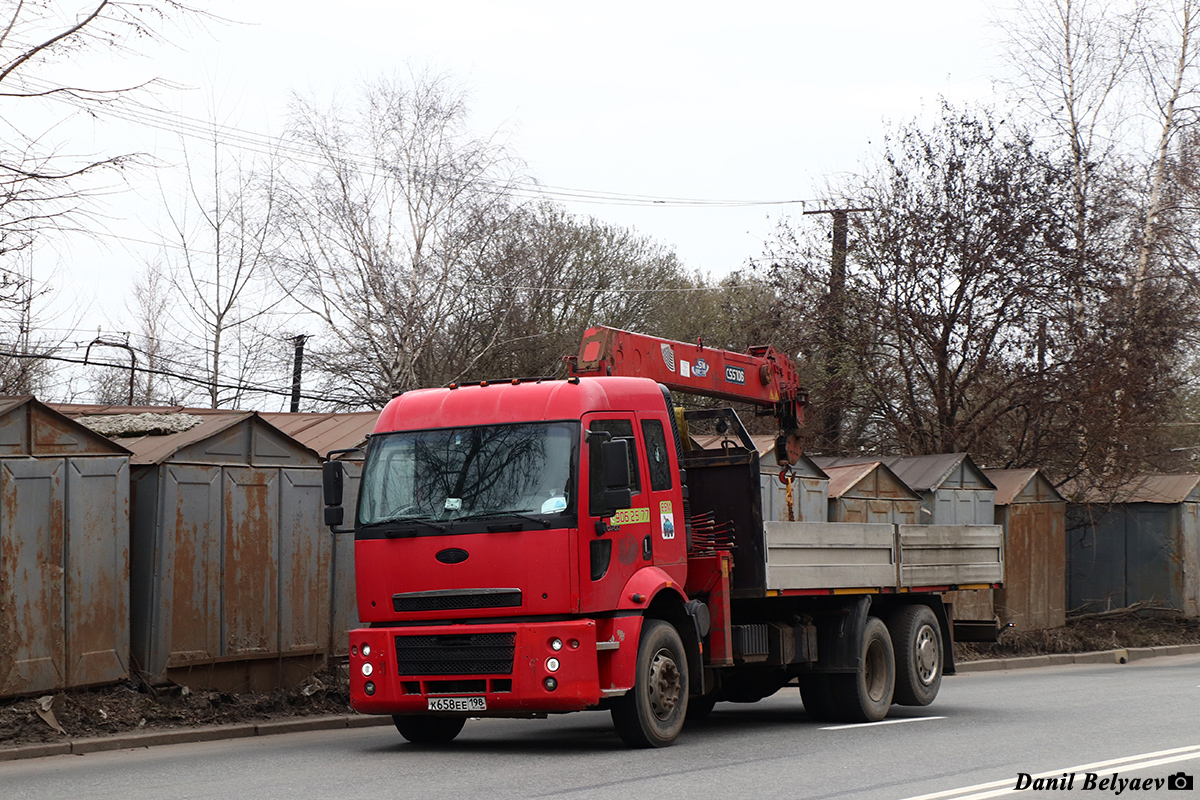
[[364, 681, 376, 696], [569, 639, 579, 650], [550, 638, 563, 651], [543, 677, 557, 691], [352, 645, 358, 656], [362, 643, 371, 657], [546, 657, 560, 672], [362, 662, 374, 677]]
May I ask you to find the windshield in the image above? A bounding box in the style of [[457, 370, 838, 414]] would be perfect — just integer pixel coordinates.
[[357, 421, 577, 529]]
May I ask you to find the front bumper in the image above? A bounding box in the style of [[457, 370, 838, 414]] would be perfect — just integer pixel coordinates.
[[349, 619, 601, 715]]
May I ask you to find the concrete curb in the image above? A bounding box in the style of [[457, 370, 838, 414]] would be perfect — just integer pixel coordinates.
[[956, 642, 1200, 673], [0, 714, 393, 763]]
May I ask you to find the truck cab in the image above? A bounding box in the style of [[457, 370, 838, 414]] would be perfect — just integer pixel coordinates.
[[328, 376, 698, 746]]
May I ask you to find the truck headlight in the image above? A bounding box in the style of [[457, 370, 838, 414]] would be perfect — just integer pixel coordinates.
[[546, 658, 560, 672], [362, 662, 374, 677]]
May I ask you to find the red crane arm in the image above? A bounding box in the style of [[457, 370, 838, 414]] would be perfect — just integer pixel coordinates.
[[567, 326, 807, 435]]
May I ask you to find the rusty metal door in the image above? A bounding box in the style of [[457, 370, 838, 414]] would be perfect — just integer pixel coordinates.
[[65, 457, 129, 686], [0, 459, 65, 695], [279, 468, 329, 655], [159, 464, 223, 673], [223, 467, 279, 657]]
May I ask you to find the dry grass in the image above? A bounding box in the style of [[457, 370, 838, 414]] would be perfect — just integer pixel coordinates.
[[955, 614, 1200, 661]]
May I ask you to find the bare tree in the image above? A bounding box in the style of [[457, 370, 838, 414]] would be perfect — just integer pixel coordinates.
[[88, 259, 190, 404], [998, 0, 1149, 339], [158, 132, 283, 408], [764, 103, 1198, 483], [1130, 0, 1200, 320], [457, 201, 715, 381], [0, 1, 209, 257], [0, 253, 56, 394], [271, 71, 525, 407]]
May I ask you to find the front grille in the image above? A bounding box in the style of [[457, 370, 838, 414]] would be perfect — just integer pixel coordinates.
[[394, 632, 516, 676], [392, 590, 522, 613]]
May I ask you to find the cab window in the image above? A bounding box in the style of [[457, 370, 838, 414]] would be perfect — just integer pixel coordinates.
[[641, 418, 673, 492], [588, 418, 641, 516]]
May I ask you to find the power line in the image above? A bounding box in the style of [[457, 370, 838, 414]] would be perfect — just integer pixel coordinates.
[[22, 76, 816, 211], [0, 346, 378, 407]]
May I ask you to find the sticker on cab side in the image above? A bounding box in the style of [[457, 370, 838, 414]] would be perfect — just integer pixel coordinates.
[[611, 507, 650, 526], [659, 501, 675, 540]]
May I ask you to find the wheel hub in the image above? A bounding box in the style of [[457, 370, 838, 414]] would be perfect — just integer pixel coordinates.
[[647, 648, 681, 720], [915, 624, 940, 685]]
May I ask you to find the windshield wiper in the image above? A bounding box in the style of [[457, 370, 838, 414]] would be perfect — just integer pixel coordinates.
[[361, 515, 447, 533], [455, 509, 551, 529]]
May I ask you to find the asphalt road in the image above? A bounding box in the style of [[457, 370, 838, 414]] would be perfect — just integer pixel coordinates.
[[3, 654, 1199, 800]]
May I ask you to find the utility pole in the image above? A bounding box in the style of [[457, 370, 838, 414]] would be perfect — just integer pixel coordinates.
[[803, 206, 867, 453], [290, 335, 307, 413]]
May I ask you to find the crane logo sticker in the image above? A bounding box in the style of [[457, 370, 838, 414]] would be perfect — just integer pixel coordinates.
[[610, 508, 650, 526], [660, 500, 675, 540], [725, 365, 746, 385], [660, 343, 676, 372], [693, 358, 710, 378]]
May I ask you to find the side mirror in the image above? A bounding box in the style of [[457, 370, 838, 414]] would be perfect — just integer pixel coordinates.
[[323, 459, 347, 528], [323, 460, 344, 506], [600, 438, 632, 516], [600, 438, 631, 489], [322, 447, 362, 534]]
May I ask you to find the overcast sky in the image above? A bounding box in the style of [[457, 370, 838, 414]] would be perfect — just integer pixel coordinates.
[[32, 0, 1005, 337]]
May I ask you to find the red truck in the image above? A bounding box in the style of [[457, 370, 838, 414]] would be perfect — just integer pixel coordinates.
[[322, 326, 1002, 747]]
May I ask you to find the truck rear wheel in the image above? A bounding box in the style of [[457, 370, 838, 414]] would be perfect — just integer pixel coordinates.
[[392, 715, 466, 744], [611, 619, 689, 747], [888, 604, 942, 706], [831, 616, 894, 722]]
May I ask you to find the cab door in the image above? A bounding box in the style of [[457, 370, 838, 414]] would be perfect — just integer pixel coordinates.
[[577, 413, 651, 613], [636, 413, 686, 571]]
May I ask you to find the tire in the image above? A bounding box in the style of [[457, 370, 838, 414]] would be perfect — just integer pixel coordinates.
[[392, 715, 466, 744], [611, 619, 689, 747], [798, 674, 838, 722], [830, 616, 895, 722], [888, 604, 943, 706]]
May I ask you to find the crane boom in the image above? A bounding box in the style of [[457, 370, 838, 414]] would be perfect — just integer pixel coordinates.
[[567, 325, 807, 438]]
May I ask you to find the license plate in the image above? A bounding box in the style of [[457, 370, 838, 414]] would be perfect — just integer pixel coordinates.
[[427, 696, 486, 712]]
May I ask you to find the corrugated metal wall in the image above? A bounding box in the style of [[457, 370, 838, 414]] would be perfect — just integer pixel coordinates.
[[1067, 502, 1200, 617], [760, 471, 828, 522], [993, 498, 1067, 628], [128, 417, 328, 689]]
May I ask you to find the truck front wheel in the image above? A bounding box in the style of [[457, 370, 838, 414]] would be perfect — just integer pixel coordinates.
[[831, 616, 895, 722], [612, 619, 689, 747], [392, 715, 466, 744], [888, 604, 942, 706]]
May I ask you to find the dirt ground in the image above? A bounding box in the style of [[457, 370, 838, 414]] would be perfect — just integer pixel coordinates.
[[0, 667, 355, 749], [3, 616, 1198, 750], [953, 613, 1200, 660]]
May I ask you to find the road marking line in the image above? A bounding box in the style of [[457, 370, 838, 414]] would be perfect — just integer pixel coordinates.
[[820, 716, 945, 731], [897, 744, 1200, 800]]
